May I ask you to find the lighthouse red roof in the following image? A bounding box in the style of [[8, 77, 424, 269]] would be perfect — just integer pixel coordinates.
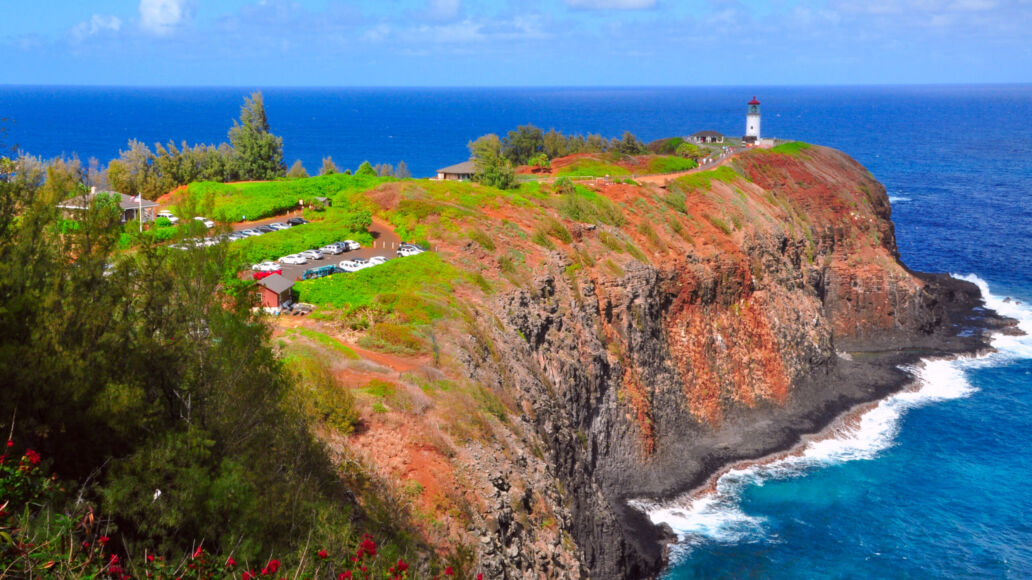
[[748, 96, 761, 105]]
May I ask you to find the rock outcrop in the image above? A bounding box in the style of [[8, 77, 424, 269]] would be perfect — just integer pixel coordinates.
[[450, 145, 1011, 578]]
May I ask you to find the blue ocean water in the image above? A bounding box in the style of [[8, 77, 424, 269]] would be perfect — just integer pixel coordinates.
[[2, 85, 1031, 578]]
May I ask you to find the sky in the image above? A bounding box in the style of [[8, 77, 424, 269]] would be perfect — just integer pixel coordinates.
[[1, 0, 1031, 86]]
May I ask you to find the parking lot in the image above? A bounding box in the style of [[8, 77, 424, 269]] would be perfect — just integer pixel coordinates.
[[239, 217, 406, 282]]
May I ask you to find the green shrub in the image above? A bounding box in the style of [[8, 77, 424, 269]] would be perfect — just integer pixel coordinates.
[[662, 191, 688, 214], [534, 216, 572, 244], [468, 228, 496, 251], [359, 323, 425, 354], [765, 141, 812, 157]]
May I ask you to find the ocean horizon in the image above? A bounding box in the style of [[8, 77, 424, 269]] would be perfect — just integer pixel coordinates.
[[3, 84, 1031, 577]]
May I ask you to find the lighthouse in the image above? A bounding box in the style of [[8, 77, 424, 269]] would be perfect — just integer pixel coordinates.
[[744, 96, 761, 143]]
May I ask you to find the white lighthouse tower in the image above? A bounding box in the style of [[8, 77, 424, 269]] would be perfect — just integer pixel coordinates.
[[744, 96, 761, 144]]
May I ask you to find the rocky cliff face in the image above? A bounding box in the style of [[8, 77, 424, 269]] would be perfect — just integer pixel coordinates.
[[448, 145, 1003, 578]]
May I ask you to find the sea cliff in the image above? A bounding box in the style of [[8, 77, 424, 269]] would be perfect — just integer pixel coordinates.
[[426, 144, 1013, 578]]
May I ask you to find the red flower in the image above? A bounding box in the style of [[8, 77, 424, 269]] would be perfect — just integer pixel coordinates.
[[318, 549, 328, 559], [396, 559, 409, 572], [99, 536, 110, 546], [226, 556, 237, 567], [338, 573, 353, 580], [23, 449, 40, 465], [242, 572, 255, 580], [193, 546, 204, 558], [268, 559, 280, 573], [360, 566, 367, 573], [147, 554, 155, 562], [81, 541, 90, 549], [110, 554, 119, 564], [477, 574, 483, 580], [5, 440, 12, 447], [444, 566, 454, 576]]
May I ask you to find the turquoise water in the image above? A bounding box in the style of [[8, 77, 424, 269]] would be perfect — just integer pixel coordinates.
[[3, 84, 1031, 578]]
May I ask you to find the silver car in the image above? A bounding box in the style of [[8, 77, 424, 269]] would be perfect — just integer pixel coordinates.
[[300, 249, 324, 261]]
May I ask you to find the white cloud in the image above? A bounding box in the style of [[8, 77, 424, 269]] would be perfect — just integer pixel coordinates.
[[71, 14, 122, 41], [565, 0, 657, 9], [426, 0, 462, 21], [139, 0, 192, 35]]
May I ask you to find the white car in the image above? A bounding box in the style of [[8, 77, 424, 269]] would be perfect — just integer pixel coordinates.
[[268, 222, 291, 231], [368, 256, 389, 266], [338, 259, 363, 272], [342, 240, 361, 251], [300, 249, 324, 261], [252, 261, 280, 272], [278, 254, 308, 265], [240, 229, 263, 237], [194, 216, 215, 228], [157, 210, 180, 224], [319, 243, 346, 255], [396, 244, 425, 257]]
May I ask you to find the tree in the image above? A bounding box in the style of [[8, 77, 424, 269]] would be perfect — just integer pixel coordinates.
[[228, 92, 286, 181], [373, 163, 394, 177], [469, 134, 516, 190], [617, 131, 646, 155], [393, 161, 411, 179], [287, 159, 309, 179], [502, 124, 544, 166], [355, 161, 376, 177], [319, 157, 338, 176]]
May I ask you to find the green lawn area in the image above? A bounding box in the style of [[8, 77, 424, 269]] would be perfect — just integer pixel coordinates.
[[646, 156, 699, 174], [295, 252, 461, 324], [179, 173, 392, 222], [230, 208, 374, 264], [763, 141, 812, 157], [669, 166, 742, 193], [556, 158, 630, 178]]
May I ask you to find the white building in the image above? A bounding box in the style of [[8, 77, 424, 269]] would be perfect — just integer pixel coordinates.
[[744, 96, 761, 143]]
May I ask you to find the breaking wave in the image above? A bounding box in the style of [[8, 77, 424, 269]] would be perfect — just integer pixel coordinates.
[[632, 275, 1032, 564]]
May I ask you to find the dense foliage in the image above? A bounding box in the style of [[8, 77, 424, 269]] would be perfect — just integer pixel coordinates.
[[0, 156, 420, 568]]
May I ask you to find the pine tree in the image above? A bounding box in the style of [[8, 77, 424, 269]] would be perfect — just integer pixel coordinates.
[[228, 92, 286, 180]]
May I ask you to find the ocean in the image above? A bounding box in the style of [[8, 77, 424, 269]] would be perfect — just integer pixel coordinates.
[[3, 85, 1032, 578]]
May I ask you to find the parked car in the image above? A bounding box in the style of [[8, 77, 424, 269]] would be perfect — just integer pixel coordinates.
[[351, 258, 372, 270], [396, 244, 425, 257], [286, 217, 307, 226], [268, 222, 291, 231], [194, 216, 215, 228], [252, 261, 280, 272], [256, 225, 276, 234], [157, 210, 179, 224], [320, 243, 346, 255], [253, 269, 282, 280], [368, 256, 390, 266], [300, 249, 324, 261], [240, 229, 263, 237], [341, 240, 361, 251], [338, 259, 362, 272], [227, 232, 246, 241], [278, 254, 308, 265]]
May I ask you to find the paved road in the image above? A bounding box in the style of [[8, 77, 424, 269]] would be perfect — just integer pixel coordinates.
[[243, 217, 403, 282]]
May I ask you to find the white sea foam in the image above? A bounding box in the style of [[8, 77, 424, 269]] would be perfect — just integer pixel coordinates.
[[888, 196, 911, 203], [635, 275, 1032, 563]]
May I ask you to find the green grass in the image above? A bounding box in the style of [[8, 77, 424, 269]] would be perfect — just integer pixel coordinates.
[[556, 158, 630, 178], [646, 156, 698, 174], [765, 141, 812, 157], [649, 137, 685, 155], [180, 173, 392, 222], [670, 166, 742, 193], [557, 185, 626, 226], [295, 252, 460, 323], [292, 328, 360, 359], [230, 208, 373, 264]]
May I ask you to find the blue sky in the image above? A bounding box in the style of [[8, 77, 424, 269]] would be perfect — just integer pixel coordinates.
[[2, 0, 1030, 86]]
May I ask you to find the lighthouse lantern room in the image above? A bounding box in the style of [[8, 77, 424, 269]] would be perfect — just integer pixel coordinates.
[[744, 96, 761, 143]]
